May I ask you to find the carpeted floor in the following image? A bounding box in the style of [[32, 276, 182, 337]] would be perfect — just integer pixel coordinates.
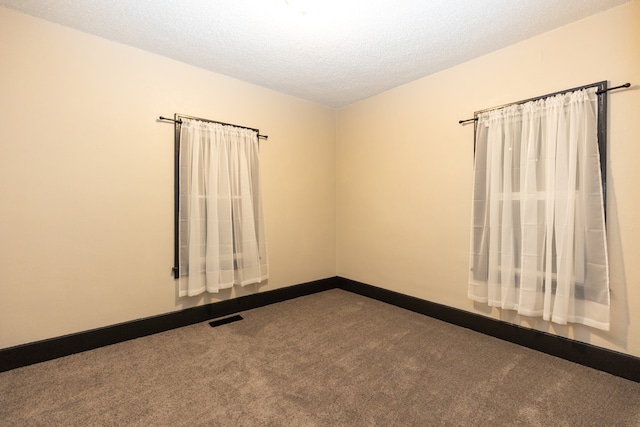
[[1, 289, 639, 426]]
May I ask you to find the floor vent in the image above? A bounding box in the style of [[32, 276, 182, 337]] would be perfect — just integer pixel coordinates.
[[209, 315, 243, 328]]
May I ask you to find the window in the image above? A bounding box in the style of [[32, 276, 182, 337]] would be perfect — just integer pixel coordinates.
[[468, 82, 610, 330], [173, 116, 268, 296]]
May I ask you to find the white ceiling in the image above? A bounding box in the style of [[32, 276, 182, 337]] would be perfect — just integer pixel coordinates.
[[0, 0, 630, 108]]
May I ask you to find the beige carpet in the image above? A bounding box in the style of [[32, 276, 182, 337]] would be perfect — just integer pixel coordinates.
[[1, 289, 639, 426]]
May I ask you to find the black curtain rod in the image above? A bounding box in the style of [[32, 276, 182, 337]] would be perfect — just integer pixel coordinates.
[[458, 82, 631, 125], [595, 82, 631, 95], [158, 115, 268, 140]]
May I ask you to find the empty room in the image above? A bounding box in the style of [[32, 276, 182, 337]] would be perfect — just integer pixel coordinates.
[[1, 0, 639, 425]]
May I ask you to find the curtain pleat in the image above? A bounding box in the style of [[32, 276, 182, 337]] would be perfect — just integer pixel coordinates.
[[178, 119, 268, 296], [469, 88, 610, 330]]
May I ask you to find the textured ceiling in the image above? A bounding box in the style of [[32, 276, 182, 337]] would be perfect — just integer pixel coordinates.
[[0, 0, 630, 108]]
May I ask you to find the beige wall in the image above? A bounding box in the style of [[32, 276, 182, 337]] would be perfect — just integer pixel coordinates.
[[0, 7, 336, 349], [2, 1, 639, 359], [337, 0, 640, 357]]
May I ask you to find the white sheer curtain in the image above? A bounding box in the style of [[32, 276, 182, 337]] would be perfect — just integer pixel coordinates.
[[468, 87, 610, 330], [178, 119, 268, 296]]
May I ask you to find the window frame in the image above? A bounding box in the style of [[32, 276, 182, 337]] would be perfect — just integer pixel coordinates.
[[470, 81, 608, 298], [171, 113, 263, 279]]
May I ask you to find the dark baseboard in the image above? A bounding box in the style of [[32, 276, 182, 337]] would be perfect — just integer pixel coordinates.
[[3, 276, 638, 382], [336, 277, 640, 382], [0, 277, 337, 373]]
